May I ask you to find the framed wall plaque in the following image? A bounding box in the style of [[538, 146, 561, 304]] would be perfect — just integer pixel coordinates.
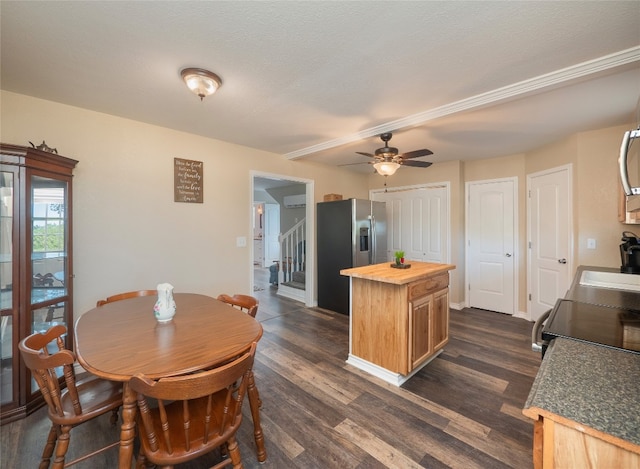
[[174, 158, 203, 203]]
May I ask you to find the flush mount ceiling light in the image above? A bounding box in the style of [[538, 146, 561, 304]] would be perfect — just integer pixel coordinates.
[[373, 161, 401, 176], [180, 68, 222, 101]]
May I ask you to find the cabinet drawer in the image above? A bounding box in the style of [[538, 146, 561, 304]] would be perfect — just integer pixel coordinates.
[[409, 273, 449, 300]]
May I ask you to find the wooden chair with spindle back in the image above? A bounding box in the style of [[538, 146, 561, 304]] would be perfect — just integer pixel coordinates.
[[216, 293, 259, 318], [96, 289, 157, 307], [18, 325, 123, 469], [128, 342, 258, 469], [216, 293, 263, 412]]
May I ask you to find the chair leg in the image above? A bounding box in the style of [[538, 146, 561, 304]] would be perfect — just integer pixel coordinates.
[[39, 424, 59, 469], [110, 407, 120, 425], [51, 425, 72, 469], [226, 437, 243, 469], [220, 442, 229, 459]]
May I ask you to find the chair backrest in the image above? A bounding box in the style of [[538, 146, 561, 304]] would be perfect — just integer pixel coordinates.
[[18, 325, 82, 418], [129, 342, 257, 461], [96, 289, 157, 306], [217, 293, 259, 318]]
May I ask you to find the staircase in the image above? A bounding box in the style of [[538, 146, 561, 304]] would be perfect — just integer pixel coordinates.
[[277, 218, 305, 302]]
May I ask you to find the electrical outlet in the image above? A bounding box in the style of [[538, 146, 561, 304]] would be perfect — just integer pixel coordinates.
[[236, 236, 247, 247]]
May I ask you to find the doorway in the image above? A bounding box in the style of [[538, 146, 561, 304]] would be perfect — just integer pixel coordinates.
[[251, 172, 314, 307]]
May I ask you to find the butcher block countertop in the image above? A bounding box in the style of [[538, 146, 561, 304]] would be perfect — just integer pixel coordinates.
[[340, 261, 455, 285]]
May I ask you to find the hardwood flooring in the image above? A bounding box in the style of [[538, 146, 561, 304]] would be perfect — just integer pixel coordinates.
[[1, 270, 540, 468]]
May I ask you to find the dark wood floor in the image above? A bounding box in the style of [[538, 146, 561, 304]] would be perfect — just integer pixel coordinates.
[[1, 269, 540, 468]]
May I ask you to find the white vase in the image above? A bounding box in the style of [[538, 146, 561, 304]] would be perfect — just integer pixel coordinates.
[[153, 283, 176, 322]]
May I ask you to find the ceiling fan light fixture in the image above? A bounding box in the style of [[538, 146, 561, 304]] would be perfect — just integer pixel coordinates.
[[373, 161, 400, 176], [181, 68, 222, 101]]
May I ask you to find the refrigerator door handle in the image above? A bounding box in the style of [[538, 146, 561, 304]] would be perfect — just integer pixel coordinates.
[[370, 215, 375, 264]]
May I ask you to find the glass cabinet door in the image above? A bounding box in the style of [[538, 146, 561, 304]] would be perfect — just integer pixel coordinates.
[[30, 175, 69, 325], [0, 169, 17, 407], [29, 175, 71, 383]]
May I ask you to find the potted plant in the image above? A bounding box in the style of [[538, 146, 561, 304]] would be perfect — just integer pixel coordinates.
[[394, 250, 405, 265]]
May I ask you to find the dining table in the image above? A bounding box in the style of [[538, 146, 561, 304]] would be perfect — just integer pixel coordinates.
[[74, 293, 266, 468]]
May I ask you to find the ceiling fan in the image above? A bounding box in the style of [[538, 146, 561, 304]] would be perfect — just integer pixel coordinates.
[[345, 132, 433, 176]]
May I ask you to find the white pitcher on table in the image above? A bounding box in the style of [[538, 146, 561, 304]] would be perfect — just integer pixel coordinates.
[[154, 283, 176, 322]]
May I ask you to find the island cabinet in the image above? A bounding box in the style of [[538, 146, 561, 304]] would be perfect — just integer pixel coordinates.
[[341, 261, 455, 386]]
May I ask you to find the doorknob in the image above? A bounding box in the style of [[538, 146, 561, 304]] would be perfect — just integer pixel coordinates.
[[505, 253, 512, 257], [558, 258, 567, 264]]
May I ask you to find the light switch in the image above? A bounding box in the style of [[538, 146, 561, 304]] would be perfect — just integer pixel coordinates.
[[236, 236, 247, 247], [587, 238, 596, 249]]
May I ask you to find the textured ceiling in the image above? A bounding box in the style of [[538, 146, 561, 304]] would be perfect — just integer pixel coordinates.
[[1, 1, 639, 173]]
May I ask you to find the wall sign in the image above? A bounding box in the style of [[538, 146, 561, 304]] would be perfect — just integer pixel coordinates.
[[174, 158, 203, 203]]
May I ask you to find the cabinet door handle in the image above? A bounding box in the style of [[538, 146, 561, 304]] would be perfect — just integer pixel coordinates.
[[505, 253, 512, 257], [558, 258, 567, 264]]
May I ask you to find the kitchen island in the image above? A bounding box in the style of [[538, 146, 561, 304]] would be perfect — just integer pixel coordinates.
[[340, 261, 455, 386]]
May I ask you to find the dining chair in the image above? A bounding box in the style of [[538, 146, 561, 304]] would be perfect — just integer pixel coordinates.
[[216, 294, 263, 412], [96, 289, 157, 306], [128, 342, 258, 469], [216, 293, 259, 318], [18, 324, 123, 469]]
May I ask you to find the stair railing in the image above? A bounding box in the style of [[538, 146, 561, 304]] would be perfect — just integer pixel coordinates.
[[278, 219, 305, 283]]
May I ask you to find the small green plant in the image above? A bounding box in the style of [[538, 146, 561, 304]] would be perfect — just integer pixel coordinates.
[[394, 251, 405, 264]]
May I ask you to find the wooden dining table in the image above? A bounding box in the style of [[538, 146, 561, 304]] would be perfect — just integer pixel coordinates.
[[74, 293, 266, 468]]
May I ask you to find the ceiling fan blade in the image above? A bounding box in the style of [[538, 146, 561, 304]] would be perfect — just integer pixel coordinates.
[[338, 161, 373, 167], [355, 151, 375, 158], [398, 149, 433, 159], [401, 160, 433, 168]]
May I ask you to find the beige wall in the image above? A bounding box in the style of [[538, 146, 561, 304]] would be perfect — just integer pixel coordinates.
[[576, 125, 628, 269], [1, 91, 369, 315], [2, 90, 631, 319]]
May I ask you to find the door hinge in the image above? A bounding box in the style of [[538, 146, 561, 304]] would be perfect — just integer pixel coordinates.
[[528, 241, 532, 249], [529, 293, 532, 301]]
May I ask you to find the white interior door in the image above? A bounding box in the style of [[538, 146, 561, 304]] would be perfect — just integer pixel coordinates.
[[264, 203, 280, 267], [528, 166, 572, 322], [372, 185, 448, 263], [467, 179, 516, 314]]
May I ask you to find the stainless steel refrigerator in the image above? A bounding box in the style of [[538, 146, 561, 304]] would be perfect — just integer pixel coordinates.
[[317, 199, 387, 314]]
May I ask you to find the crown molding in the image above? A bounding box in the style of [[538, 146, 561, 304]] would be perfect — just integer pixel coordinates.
[[285, 46, 640, 160]]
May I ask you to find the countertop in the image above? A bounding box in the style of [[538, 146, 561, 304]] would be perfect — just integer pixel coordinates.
[[523, 337, 640, 448], [566, 265, 640, 310], [340, 261, 455, 285], [524, 264, 640, 451]]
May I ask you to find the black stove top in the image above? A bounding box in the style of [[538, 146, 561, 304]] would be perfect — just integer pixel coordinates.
[[542, 299, 640, 354]]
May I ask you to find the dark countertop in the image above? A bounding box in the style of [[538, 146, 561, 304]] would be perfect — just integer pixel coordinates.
[[524, 265, 640, 449], [567, 265, 640, 310], [523, 337, 640, 447]]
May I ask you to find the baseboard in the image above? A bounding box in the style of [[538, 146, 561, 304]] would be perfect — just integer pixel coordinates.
[[277, 284, 305, 302]]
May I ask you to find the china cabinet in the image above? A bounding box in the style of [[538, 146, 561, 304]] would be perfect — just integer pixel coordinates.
[[0, 143, 78, 423]]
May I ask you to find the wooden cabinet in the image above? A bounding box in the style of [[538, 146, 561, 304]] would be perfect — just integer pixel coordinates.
[[410, 276, 449, 370], [527, 414, 640, 469], [0, 143, 78, 423], [341, 262, 454, 386]]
